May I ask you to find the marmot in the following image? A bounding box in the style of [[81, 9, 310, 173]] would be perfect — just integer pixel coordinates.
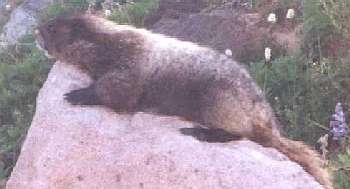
[[36, 15, 332, 188]]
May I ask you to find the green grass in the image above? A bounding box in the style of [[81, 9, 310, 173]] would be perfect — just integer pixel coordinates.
[[332, 149, 350, 189], [0, 36, 52, 187], [108, 0, 159, 26], [42, 0, 89, 20]]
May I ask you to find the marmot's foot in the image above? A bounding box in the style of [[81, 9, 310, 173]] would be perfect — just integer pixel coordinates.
[[64, 85, 99, 106]]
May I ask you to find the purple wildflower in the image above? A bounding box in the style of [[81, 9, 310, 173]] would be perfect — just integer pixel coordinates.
[[329, 103, 348, 140]]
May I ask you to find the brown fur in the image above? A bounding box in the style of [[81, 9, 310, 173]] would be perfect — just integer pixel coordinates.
[[36, 15, 333, 188]]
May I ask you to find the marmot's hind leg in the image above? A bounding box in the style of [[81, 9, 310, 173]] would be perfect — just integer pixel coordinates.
[[180, 127, 241, 143], [64, 84, 100, 105]]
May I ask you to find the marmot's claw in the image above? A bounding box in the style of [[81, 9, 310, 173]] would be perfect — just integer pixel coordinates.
[[64, 89, 85, 105]]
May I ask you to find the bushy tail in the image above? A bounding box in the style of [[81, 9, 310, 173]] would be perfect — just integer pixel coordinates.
[[270, 134, 333, 189]]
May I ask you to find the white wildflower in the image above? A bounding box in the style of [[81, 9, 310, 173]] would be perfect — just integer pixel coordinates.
[[87, 4, 93, 14], [104, 9, 112, 17], [267, 13, 277, 23], [5, 4, 11, 11], [286, 9, 295, 19], [225, 49, 232, 57], [274, 96, 278, 101], [242, 2, 249, 7], [265, 47, 271, 62]]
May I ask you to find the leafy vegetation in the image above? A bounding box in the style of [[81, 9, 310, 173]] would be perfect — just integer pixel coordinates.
[[42, 0, 90, 20], [0, 36, 52, 188], [107, 0, 159, 27], [250, 1, 350, 188], [332, 149, 350, 188]]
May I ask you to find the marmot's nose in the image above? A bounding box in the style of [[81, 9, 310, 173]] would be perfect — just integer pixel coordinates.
[[34, 29, 47, 52]]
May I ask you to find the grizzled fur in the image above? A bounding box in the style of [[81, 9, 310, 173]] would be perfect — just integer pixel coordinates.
[[36, 15, 332, 188]]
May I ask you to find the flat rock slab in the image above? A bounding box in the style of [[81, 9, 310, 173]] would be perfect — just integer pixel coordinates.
[[6, 62, 323, 189]]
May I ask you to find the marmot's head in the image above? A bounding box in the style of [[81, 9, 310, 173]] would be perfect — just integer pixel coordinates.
[[36, 16, 85, 59]]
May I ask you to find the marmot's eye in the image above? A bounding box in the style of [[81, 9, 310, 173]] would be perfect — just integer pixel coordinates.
[[47, 24, 55, 33]]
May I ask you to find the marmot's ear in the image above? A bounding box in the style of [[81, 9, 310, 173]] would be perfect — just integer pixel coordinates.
[[69, 17, 84, 29]]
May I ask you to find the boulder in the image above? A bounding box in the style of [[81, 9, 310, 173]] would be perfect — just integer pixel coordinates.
[[149, 6, 287, 63], [0, 0, 55, 49], [151, 13, 271, 63], [148, 1, 302, 63], [6, 62, 323, 189], [158, 0, 207, 14], [144, 0, 208, 27]]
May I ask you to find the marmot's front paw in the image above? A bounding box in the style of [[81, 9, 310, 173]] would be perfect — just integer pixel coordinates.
[[64, 86, 99, 106]]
